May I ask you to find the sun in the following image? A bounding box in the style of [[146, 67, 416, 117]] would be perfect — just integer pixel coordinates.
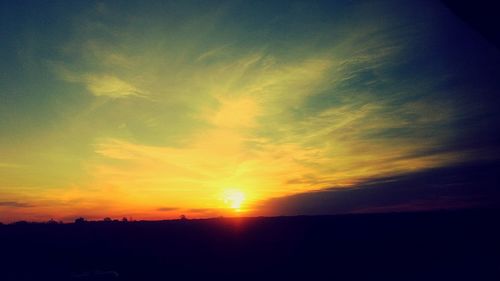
[[222, 189, 245, 211]]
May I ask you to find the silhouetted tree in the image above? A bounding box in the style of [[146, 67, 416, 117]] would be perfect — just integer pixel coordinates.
[[103, 217, 112, 222], [13, 220, 29, 225], [47, 218, 58, 224], [180, 214, 187, 220], [122, 217, 128, 222], [75, 217, 86, 224]]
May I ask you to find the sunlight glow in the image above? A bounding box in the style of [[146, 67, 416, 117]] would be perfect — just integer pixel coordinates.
[[222, 189, 246, 211]]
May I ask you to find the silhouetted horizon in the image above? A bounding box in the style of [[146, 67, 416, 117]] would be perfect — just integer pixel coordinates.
[[2, 206, 500, 225], [1, 209, 499, 280]]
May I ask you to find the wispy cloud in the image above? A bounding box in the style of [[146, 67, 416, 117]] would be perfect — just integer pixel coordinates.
[[50, 62, 145, 98], [254, 160, 500, 216], [83, 74, 144, 98], [0, 201, 34, 208], [157, 207, 179, 212]]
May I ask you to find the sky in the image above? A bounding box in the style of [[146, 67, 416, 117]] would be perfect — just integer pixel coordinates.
[[1, 0, 500, 222]]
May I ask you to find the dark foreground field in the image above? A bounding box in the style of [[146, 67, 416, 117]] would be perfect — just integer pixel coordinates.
[[1, 209, 499, 281]]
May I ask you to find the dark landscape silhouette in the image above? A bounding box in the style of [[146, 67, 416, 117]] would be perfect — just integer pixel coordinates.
[[1, 209, 499, 281]]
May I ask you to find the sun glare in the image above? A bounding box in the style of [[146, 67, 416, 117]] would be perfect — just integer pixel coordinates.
[[222, 189, 245, 211]]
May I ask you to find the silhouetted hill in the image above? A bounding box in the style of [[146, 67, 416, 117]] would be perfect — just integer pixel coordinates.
[[1, 209, 499, 281]]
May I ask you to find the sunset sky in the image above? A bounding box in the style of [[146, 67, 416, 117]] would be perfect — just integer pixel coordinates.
[[1, 0, 500, 222]]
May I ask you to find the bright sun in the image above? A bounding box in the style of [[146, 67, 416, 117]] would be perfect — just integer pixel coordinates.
[[222, 189, 245, 211]]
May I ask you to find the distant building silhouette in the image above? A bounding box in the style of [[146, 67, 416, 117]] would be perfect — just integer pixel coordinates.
[[75, 217, 86, 224]]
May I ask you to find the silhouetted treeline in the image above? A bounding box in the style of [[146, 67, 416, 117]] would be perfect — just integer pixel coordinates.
[[3, 217, 135, 226]]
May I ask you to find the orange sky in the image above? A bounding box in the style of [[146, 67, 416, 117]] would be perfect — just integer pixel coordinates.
[[1, 1, 499, 222]]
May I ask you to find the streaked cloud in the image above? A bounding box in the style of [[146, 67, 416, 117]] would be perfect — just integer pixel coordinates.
[[0, 201, 34, 208], [255, 161, 500, 216], [157, 207, 180, 212], [51, 63, 144, 98], [83, 74, 143, 98]]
